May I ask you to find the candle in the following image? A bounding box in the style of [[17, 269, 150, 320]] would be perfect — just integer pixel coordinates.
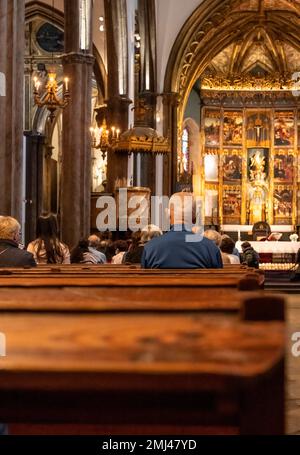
[[64, 77, 69, 91], [111, 126, 116, 138], [33, 77, 40, 91], [116, 129, 120, 139]]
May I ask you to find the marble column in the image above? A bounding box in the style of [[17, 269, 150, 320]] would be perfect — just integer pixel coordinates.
[[61, 0, 94, 247], [0, 0, 25, 220]]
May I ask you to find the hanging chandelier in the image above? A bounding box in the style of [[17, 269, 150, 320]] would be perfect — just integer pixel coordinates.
[[33, 73, 70, 123], [90, 119, 120, 160], [32, 0, 70, 123]]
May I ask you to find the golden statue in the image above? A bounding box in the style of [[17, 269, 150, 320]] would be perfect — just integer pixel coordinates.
[[248, 184, 267, 224], [250, 150, 266, 182]]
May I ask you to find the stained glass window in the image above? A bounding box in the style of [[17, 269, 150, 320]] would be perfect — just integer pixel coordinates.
[[182, 128, 189, 173]]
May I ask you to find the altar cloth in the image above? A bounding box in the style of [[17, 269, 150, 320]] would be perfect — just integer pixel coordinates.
[[236, 241, 300, 254]]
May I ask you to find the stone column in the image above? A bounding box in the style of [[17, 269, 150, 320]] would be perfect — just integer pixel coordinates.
[[24, 132, 45, 245], [60, 0, 94, 247], [134, 0, 157, 194], [0, 0, 25, 220], [105, 0, 131, 192], [163, 92, 180, 196], [137, 0, 157, 128]]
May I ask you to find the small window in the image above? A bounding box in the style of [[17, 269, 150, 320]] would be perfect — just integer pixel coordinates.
[[36, 23, 64, 53]]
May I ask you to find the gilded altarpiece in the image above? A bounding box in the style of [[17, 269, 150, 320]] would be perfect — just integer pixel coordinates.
[[201, 99, 299, 227]]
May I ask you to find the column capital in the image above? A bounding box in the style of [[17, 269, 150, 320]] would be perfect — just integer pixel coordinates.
[[162, 92, 180, 107], [105, 95, 132, 108], [62, 52, 95, 65]]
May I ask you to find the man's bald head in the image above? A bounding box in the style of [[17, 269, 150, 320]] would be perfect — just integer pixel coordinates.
[[88, 235, 101, 249], [169, 192, 197, 226]]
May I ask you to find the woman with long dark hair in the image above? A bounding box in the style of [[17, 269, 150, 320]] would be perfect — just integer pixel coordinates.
[[27, 214, 70, 264], [70, 239, 98, 264]]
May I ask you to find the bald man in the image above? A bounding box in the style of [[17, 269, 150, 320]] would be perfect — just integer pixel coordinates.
[[88, 235, 107, 264], [141, 193, 223, 269]]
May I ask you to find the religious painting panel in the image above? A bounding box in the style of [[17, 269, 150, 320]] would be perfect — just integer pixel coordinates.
[[273, 186, 293, 224], [274, 111, 294, 147], [223, 111, 243, 146], [204, 152, 218, 182], [247, 148, 269, 182], [246, 112, 270, 147], [223, 150, 242, 184], [274, 151, 294, 183], [204, 110, 220, 147], [222, 186, 241, 224]]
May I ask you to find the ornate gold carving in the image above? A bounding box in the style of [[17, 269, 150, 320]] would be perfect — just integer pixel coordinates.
[[115, 127, 170, 154], [201, 73, 300, 92]]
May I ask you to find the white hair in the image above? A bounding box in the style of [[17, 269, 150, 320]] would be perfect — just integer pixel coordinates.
[[204, 229, 222, 246], [0, 216, 21, 240], [141, 224, 163, 243]]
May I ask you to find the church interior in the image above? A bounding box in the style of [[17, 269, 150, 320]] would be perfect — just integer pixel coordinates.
[[0, 0, 300, 437]]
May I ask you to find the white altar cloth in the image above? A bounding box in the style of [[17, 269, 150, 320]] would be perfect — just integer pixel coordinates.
[[236, 241, 300, 254]]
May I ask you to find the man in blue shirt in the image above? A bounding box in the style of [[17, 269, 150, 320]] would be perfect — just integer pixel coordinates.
[[141, 192, 223, 269]]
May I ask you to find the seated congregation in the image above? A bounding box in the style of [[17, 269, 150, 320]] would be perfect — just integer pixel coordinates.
[[0, 193, 259, 270], [0, 193, 285, 435]]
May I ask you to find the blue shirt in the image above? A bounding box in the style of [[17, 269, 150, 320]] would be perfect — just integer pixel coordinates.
[[88, 247, 106, 264], [141, 226, 223, 269]]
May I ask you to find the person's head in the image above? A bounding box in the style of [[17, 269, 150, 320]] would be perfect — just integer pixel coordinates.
[[70, 239, 89, 263], [131, 230, 142, 248], [169, 192, 197, 226], [100, 231, 112, 242], [0, 216, 21, 243], [114, 240, 128, 254], [220, 237, 235, 254], [204, 229, 222, 247], [241, 241, 251, 252], [88, 235, 100, 249], [36, 213, 58, 240], [141, 225, 163, 244]]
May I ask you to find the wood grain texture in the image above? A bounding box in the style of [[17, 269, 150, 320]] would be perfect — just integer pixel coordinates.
[[0, 313, 285, 434], [0, 313, 284, 383], [0, 287, 257, 312]]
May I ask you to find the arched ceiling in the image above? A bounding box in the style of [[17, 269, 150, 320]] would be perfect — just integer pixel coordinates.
[[165, 0, 300, 119], [205, 0, 300, 77]]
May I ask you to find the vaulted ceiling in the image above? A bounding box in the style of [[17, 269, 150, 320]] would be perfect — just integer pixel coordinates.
[[204, 0, 300, 77]]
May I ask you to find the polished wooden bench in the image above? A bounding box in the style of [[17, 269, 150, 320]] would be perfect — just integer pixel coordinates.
[[0, 265, 263, 291], [0, 312, 285, 435], [0, 286, 265, 312], [0, 266, 266, 314]]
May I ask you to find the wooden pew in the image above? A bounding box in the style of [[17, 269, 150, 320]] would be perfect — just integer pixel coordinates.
[[0, 286, 260, 313], [0, 267, 264, 314], [0, 312, 285, 435], [0, 265, 283, 434]]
